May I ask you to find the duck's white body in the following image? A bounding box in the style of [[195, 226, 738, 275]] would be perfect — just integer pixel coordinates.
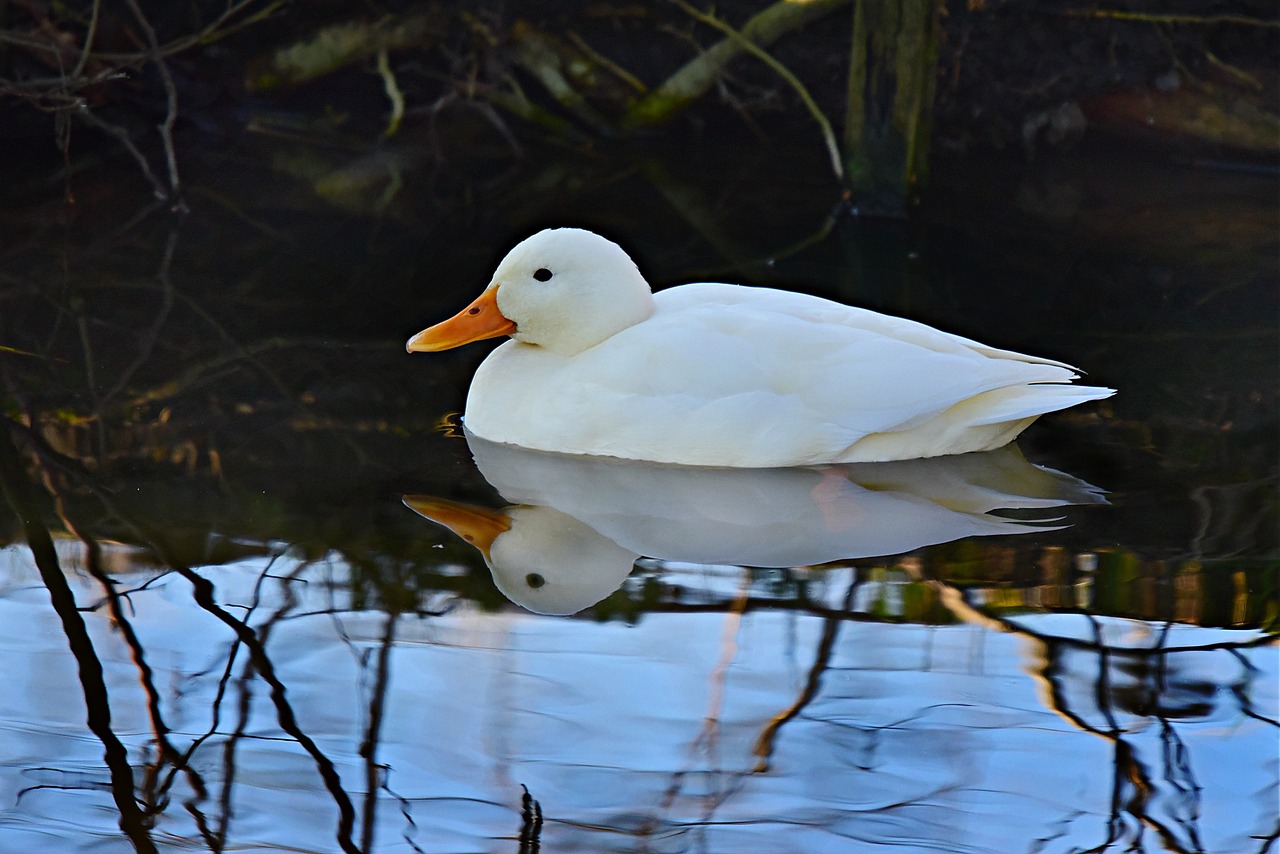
[[408, 228, 1113, 467]]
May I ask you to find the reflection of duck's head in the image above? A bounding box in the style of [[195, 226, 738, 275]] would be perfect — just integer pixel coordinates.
[[406, 228, 653, 357], [403, 497, 637, 615]]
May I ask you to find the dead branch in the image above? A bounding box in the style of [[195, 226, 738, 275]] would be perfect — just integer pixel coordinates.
[[624, 0, 850, 129], [566, 31, 647, 94], [70, 0, 104, 81], [509, 22, 616, 136], [669, 0, 843, 179], [72, 107, 169, 199], [247, 11, 440, 90], [122, 0, 185, 209]]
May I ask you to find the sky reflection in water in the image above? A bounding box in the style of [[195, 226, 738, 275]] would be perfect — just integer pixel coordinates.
[[0, 518, 1273, 853]]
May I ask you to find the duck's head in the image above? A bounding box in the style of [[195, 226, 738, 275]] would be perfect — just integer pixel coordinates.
[[406, 227, 655, 356]]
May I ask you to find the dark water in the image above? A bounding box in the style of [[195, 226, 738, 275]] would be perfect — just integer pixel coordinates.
[[0, 125, 1276, 853]]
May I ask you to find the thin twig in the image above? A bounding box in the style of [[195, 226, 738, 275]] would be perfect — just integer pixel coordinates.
[[1203, 49, 1264, 91], [1060, 9, 1280, 28], [567, 30, 648, 93], [0, 1, 278, 61], [98, 0, 290, 62], [73, 108, 168, 199], [377, 48, 406, 137], [670, 0, 844, 180], [122, 0, 185, 209], [0, 69, 126, 99], [71, 0, 104, 81], [97, 228, 179, 408]]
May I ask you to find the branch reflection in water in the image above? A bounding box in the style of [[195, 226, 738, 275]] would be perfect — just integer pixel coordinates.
[[1, 427, 1273, 853], [405, 432, 1106, 615]]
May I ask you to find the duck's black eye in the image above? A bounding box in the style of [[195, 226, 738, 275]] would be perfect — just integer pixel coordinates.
[[525, 572, 546, 589], [533, 268, 553, 282]]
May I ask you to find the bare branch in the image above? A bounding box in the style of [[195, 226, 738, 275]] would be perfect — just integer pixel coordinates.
[[669, 0, 844, 180], [122, 0, 186, 209], [624, 0, 850, 128], [73, 107, 168, 199], [71, 0, 104, 81]]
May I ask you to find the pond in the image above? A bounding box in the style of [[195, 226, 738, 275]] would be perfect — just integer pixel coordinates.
[[0, 124, 1275, 853]]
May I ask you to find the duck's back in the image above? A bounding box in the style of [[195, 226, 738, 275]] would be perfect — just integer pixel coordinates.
[[464, 283, 1112, 466]]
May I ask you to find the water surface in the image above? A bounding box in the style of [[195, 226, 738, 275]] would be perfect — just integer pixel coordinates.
[[0, 129, 1275, 853]]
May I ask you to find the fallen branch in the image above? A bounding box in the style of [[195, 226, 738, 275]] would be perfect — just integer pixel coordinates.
[[624, 0, 850, 129], [479, 78, 588, 142], [509, 21, 616, 136], [247, 11, 440, 90], [669, 0, 843, 180]]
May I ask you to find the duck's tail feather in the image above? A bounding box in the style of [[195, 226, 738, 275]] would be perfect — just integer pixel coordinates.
[[966, 383, 1115, 427]]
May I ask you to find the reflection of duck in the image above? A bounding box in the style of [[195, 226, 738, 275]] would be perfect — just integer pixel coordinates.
[[405, 436, 1104, 614], [406, 228, 1113, 467]]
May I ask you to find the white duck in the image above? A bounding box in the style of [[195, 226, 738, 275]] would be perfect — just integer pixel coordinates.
[[407, 228, 1113, 467]]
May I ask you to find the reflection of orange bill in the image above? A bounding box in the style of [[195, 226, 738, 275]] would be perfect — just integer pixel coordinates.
[[403, 495, 511, 558]]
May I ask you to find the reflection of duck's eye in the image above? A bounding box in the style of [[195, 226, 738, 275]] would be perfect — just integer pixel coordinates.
[[525, 572, 546, 589], [533, 268, 553, 282]]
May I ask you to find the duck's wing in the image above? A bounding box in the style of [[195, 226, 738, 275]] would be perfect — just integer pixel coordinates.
[[658, 283, 1081, 369]]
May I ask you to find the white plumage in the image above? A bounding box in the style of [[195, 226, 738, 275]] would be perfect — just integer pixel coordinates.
[[408, 228, 1113, 467]]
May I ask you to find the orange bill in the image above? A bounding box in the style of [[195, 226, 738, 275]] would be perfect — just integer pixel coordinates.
[[403, 495, 512, 558], [406, 287, 516, 352]]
